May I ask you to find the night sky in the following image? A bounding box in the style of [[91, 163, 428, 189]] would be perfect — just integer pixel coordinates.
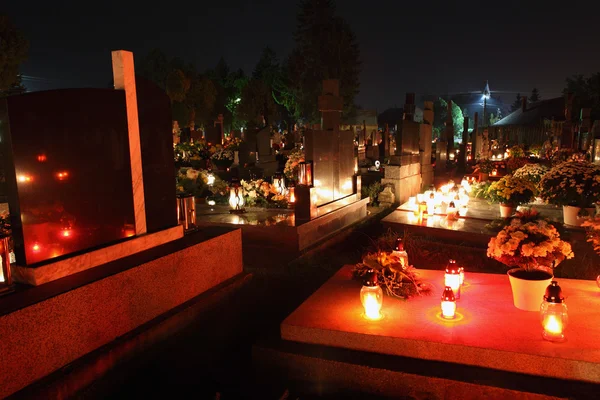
[[5, 1, 600, 112]]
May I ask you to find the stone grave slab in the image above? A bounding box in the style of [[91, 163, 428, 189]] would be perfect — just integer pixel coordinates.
[[281, 266, 600, 384]]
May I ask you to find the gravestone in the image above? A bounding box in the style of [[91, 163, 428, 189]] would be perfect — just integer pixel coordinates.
[[190, 129, 202, 142], [237, 141, 252, 166], [297, 80, 359, 223], [257, 127, 278, 176], [205, 126, 221, 146], [420, 101, 434, 189], [257, 127, 272, 156], [383, 93, 422, 203]]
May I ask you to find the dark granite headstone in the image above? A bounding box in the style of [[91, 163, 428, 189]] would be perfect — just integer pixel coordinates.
[[257, 127, 271, 156], [136, 76, 178, 234], [0, 89, 135, 266], [205, 126, 221, 146]]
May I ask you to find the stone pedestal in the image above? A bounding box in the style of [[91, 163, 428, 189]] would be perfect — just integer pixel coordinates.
[[377, 186, 395, 208], [381, 159, 421, 204]]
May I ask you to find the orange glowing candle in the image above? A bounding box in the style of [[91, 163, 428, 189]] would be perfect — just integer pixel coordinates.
[[540, 281, 567, 342], [360, 269, 383, 320]]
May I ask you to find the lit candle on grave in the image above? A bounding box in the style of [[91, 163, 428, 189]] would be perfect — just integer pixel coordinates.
[[540, 281, 568, 342], [360, 269, 383, 320], [441, 286, 457, 319], [444, 259, 461, 299]]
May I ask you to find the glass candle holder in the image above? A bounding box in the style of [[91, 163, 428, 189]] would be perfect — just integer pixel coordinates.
[[444, 259, 461, 299], [229, 180, 246, 214], [540, 281, 568, 342], [441, 286, 456, 319], [360, 269, 383, 320]]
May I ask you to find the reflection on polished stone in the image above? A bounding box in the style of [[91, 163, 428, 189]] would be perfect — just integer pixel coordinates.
[[197, 205, 296, 227]]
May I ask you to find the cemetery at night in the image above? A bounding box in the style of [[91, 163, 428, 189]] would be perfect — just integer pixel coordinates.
[[1, 3, 600, 399]]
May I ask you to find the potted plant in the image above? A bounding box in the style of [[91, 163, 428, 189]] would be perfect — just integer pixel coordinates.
[[210, 147, 235, 170], [539, 160, 600, 226], [476, 158, 494, 182], [512, 163, 549, 203], [487, 175, 536, 218], [487, 210, 574, 311]]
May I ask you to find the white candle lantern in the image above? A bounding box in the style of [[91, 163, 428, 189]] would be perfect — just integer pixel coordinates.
[[228, 179, 246, 214], [444, 259, 461, 299], [540, 281, 568, 342], [272, 172, 287, 195], [441, 286, 457, 319], [360, 269, 383, 320]]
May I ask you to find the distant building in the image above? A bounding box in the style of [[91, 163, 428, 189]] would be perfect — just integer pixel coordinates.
[[490, 96, 566, 145]]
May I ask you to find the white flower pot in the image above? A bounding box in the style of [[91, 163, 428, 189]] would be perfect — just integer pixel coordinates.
[[507, 268, 553, 311], [562, 205, 582, 226], [499, 204, 515, 218]]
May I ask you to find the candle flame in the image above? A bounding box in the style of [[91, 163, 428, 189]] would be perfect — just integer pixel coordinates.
[[363, 293, 382, 320], [544, 315, 563, 335]]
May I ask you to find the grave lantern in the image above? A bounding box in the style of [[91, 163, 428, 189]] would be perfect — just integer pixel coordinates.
[[360, 269, 383, 320], [272, 172, 286, 195], [418, 201, 427, 220], [207, 172, 215, 186], [444, 259, 461, 299], [287, 178, 296, 207], [228, 179, 246, 214], [540, 281, 568, 342], [298, 161, 313, 186], [427, 192, 435, 215], [392, 238, 409, 268], [441, 286, 456, 319], [446, 201, 457, 216]]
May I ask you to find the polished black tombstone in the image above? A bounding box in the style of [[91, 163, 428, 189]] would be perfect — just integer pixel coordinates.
[[135, 76, 177, 233], [0, 89, 135, 266]]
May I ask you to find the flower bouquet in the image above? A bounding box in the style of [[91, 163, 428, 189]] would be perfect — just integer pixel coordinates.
[[174, 140, 211, 169], [240, 179, 289, 208], [211, 147, 235, 170], [176, 167, 206, 197], [539, 160, 600, 225], [487, 210, 574, 310], [284, 147, 305, 180], [223, 137, 244, 151], [353, 251, 432, 299]]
